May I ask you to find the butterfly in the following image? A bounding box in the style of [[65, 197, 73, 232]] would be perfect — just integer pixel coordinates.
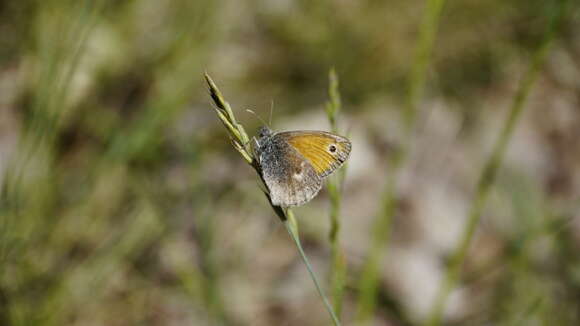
[[252, 126, 351, 207]]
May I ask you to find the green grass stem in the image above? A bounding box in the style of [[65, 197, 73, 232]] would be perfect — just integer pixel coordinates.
[[325, 69, 348, 318], [284, 212, 341, 326], [206, 74, 341, 325], [355, 0, 447, 322], [424, 1, 572, 325], [404, 0, 447, 130]]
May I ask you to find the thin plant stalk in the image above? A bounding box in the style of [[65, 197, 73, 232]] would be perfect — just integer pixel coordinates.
[[404, 0, 447, 129], [325, 69, 348, 318], [284, 211, 341, 326], [355, 0, 447, 322], [424, 1, 571, 325], [205, 73, 341, 326]]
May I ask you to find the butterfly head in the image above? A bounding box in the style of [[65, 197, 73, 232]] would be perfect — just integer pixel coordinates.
[[252, 126, 274, 162], [257, 126, 274, 142], [258, 126, 273, 138]]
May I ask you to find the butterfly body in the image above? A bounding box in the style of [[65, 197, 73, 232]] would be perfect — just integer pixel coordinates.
[[253, 126, 351, 207]]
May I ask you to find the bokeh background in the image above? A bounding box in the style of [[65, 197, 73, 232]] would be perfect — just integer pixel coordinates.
[[1, 1, 579, 325]]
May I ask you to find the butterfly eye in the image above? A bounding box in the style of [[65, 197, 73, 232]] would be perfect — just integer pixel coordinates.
[[329, 144, 337, 153]]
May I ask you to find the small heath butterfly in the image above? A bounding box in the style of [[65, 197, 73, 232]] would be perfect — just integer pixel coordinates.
[[252, 126, 351, 207]]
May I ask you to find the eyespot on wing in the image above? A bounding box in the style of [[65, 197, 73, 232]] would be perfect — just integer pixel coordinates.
[[278, 131, 351, 177]]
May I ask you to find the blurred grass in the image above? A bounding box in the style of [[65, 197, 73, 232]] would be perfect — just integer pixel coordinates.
[[355, 0, 447, 322], [425, 1, 573, 324], [2, 0, 222, 325], [0, 0, 578, 325], [2, 2, 107, 323]]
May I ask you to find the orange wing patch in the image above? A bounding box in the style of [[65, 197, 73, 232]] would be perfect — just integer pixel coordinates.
[[281, 132, 351, 177]]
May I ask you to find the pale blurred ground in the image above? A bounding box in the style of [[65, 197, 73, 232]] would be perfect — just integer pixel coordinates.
[[0, 1, 579, 325]]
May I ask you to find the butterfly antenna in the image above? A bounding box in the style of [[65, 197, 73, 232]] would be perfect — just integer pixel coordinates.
[[269, 100, 274, 127], [246, 109, 269, 127]]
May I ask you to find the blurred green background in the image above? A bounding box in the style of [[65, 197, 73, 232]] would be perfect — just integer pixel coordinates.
[[1, 0, 579, 325]]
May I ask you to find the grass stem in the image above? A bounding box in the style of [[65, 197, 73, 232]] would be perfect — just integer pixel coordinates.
[[206, 74, 341, 325], [355, 0, 447, 322], [284, 213, 341, 326], [424, 1, 571, 324], [325, 69, 348, 318]]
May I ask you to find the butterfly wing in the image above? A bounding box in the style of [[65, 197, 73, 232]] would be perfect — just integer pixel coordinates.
[[257, 135, 323, 207], [277, 131, 351, 177]]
